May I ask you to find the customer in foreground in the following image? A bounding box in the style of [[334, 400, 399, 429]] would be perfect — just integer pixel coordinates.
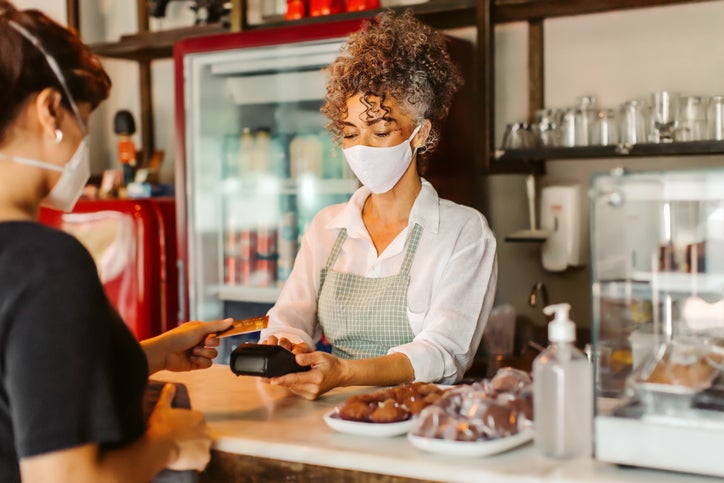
[[260, 10, 498, 400], [0, 2, 232, 481]]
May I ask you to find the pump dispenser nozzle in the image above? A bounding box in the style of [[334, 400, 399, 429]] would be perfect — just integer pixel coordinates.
[[543, 303, 576, 343]]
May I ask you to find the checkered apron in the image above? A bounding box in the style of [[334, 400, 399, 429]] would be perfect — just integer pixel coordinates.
[[317, 224, 423, 359]]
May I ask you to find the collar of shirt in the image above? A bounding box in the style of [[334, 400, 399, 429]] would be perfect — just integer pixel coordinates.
[[325, 178, 441, 238]]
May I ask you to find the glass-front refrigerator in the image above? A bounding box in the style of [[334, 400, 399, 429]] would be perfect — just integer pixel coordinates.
[[591, 168, 724, 477], [174, 20, 365, 357]]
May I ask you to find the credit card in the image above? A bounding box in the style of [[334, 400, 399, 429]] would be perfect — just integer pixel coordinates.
[[215, 315, 269, 339]]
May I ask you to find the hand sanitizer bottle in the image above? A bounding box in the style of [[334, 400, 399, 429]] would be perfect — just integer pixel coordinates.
[[533, 303, 593, 459]]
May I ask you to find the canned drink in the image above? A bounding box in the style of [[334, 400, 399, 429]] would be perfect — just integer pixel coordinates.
[[239, 258, 253, 285], [278, 212, 298, 258], [239, 229, 257, 260], [224, 230, 238, 255], [255, 255, 278, 287], [224, 256, 238, 285], [257, 226, 278, 257]]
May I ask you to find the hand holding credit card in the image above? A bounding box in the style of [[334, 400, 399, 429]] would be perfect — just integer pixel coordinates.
[[215, 315, 269, 339]]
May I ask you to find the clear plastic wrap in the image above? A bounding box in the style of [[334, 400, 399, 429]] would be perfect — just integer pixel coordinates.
[[411, 368, 533, 442]]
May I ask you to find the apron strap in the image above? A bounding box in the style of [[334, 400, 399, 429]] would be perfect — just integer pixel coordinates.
[[325, 223, 423, 275], [325, 228, 348, 271], [399, 223, 423, 275]]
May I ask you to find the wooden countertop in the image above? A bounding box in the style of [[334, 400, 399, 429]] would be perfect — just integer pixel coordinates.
[[151, 364, 717, 482]]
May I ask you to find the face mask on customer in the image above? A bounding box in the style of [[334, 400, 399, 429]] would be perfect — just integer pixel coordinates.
[[343, 124, 422, 194], [4, 138, 90, 212], [1, 20, 90, 212]]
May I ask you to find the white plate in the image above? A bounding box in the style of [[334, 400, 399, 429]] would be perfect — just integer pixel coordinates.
[[323, 410, 416, 437], [407, 427, 534, 457]]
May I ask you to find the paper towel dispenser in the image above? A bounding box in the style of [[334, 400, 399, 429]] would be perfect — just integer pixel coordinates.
[[540, 184, 586, 272]]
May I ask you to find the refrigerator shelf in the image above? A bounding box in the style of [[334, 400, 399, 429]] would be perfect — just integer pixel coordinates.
[[598, 274, 724, 299], [221, 176, 359, 196], [217, 284, 282, 304]]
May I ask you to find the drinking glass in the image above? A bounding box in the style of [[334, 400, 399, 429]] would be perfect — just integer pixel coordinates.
[[619, 99, 647, 145], [574, 95, 598, 146], [501, 123, 535, 150], [559, 108, 577, 147], [675, 95, 706, 142], [591, 109, 618, 146], [707, 95, 724, 141], [532, 109, 559, 147], [649, 91, 679, 143]]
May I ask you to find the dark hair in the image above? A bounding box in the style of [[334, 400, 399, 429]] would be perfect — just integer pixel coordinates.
[[0, 1, 111, 142], [321, 9, 463, 159]]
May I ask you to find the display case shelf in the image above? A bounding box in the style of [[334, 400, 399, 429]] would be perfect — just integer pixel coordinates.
[[600, 275, 724, 299]]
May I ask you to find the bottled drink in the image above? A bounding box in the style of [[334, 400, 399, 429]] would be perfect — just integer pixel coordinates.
[[533, 303, 593, 459]]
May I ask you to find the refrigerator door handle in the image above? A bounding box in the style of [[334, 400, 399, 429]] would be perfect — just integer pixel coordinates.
[[177, 259, 186, 322]]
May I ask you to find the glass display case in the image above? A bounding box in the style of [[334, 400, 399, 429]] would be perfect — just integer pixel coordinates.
[[174, 21, 364, 353], [591, 168, 724, 477]]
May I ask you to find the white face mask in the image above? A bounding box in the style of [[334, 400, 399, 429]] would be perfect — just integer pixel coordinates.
[[1, 138, 90, 212], [2, 20, 90, 212], [343, 124, 422, 194]]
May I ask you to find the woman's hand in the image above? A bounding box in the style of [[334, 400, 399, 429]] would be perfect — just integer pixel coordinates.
[[147, 383, 212, 471], [261, 334, 314, 354], [142, 318, 233, 374], [268, 351, 349, 400]]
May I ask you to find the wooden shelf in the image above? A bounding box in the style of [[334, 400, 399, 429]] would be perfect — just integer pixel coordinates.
[[492, 0, 718, 23], [91, 23, 227, 61], [495, 141, 724, 162], [246, 0, 477, 31]]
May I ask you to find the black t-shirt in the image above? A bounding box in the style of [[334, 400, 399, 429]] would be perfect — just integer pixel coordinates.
[[0, 221, 149, 482]]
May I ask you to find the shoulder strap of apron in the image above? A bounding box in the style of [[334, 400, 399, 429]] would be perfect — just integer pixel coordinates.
[[325, 228, 348, 270], [399, 223, 423, 275]]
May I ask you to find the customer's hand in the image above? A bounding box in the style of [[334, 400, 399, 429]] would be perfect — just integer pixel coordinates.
[[142, 318, 233, 373], [147, 383, 212, 471]]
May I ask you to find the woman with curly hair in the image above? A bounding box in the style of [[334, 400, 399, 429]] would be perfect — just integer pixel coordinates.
[[260, 10, 497, 400]]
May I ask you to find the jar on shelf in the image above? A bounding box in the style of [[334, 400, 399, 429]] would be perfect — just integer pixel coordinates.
[[285, 0, 306, 20], [309, 0, 343, 16], [346, 0, 380, 11]]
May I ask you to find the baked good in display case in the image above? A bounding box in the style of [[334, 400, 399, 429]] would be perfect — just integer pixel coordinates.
[[632, 339, 724, 414]]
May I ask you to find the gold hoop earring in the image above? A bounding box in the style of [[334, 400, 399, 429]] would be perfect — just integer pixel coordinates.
[[53, 129, 63, 144]]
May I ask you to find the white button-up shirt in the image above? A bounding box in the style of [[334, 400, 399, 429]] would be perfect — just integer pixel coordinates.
[[262, 179, 498, 384]]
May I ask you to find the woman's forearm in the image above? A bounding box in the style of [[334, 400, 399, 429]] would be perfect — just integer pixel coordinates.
[[343, 352, 415, 387], [141, 336, 167, 374], [19, 433, 176, 483]]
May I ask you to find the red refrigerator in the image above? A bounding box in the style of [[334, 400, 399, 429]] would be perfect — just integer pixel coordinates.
[[39, 197, 178, 340], [173, 19, 368, 358], [173, 18, 474, 361]]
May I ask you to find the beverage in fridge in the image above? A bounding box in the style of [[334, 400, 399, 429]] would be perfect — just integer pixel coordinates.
[[174, 19, 368, 358]]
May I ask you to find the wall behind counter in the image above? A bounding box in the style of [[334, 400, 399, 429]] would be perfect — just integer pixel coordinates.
[[24, 1, 724, 333], [488, 1, 724, 331]]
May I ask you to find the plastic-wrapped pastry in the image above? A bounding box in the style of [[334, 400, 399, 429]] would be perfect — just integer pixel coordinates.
[[490, 367, 533, 394], [639, 341, 718, 389], [414, 385, 521, 441]]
